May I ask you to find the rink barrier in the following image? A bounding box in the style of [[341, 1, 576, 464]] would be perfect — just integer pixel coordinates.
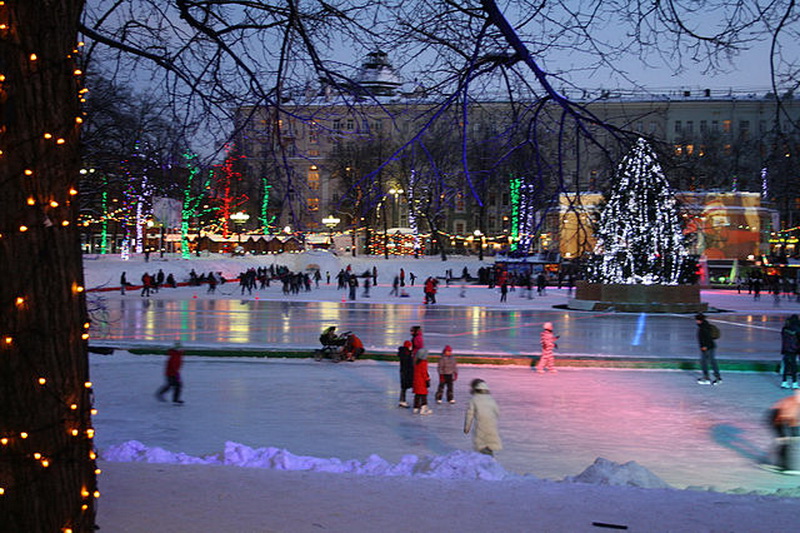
[[92, 344, 781, 372]]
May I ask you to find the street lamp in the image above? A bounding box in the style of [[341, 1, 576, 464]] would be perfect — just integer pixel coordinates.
[[322, 214, 341, 248], [388, 187, 404, 227], [230, 211, 250, 249], [474, 229, 485, 261]]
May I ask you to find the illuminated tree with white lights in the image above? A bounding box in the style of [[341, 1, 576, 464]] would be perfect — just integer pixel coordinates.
[[589, 138, 689, 285]]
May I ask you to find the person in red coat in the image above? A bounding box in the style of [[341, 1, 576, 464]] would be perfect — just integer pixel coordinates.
[[156, 342, 184, 404], [413, 349, 432, 415], [410, 325, 424, 358]]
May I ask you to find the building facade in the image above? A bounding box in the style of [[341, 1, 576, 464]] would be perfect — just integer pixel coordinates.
[[233, 53, 800, 260]]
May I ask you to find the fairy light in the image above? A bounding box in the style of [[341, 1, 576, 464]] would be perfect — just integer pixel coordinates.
[[26, 197, 34, 205], [44, 133, 52, 139], [19, 225, 27, 232], [20, 432, 28, 439], [15, 297, 24, 305], [4, 336, 12, 345], [24, 169, 32, 176], [38, 377, 46, 385], [29, 53, 37, 61]]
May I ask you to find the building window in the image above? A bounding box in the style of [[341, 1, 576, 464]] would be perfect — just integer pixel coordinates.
[[724, 144, 732, 155], [488, 194, 496, 206], [309, 122, 319, 144], [685, 144, 694, 155], [333, 120, 341, 132], [649, 121, 657, 133], [307, 197, 320, 211], [455, 192, 465, 212], [722, 120, 732, 133], [674, 145, 683, 156], [674, 120, 682, 134], [700, 120, 707, 133], [455, 221, 465, 235], [362, 120, 369, 133], [739, 120, 750, 134], [712, 120, 719, 132], [501, 193, 509, 206], [346, 119, 354, 131], [308, 166, 320, 191]]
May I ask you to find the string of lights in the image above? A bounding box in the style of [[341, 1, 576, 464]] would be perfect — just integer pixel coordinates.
[[0, 2, 99, 529]]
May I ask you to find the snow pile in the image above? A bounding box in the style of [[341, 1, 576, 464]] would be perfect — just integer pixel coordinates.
[[102, 440, 516, 481], [565, 457, 671, 489]]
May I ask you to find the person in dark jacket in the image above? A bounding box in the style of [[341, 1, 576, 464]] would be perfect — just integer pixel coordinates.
[[156, 342, 185, 404], [696, 313, 721, 385], [781, 315, 800, 389], [398, 340, 414, 408]]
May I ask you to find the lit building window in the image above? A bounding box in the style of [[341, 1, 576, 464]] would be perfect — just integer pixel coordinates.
[[308, 166, 320, 190], [307, 197, 320, 211]]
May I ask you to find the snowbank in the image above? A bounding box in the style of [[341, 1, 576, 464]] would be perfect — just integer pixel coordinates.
[[102, 440, 516, 481]]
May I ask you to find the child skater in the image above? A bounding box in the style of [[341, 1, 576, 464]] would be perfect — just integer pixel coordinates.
[[435, 345, 458, 404], [413, 349, 432, 415], [535, 322, 559, 373], [464, 379, 502, 456]]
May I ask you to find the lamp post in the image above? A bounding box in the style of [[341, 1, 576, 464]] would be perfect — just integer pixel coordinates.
[[322, 215, 341, 249], [230, 211, 250, 251], [388, 187, 404, 227], [474, 229, 485, 261]]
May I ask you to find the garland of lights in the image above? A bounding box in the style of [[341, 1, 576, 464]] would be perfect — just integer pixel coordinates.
[[508, 175, 537, 255], [509, 176, 520, 251], [180, 151, 217, 258], [99, 174, 108, 254], [260, 176, 274, 233], [214, 147, 248, 238], [590, 137, 689, 285], [0, 5, 99, 529]]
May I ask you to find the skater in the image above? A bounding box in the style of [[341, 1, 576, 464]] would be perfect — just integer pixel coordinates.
[[120, 272, 128, 295], [435, 345, 458, 404], [412, 349, 432, 415], [464, 379, 502, 457], [156, 342, 184, 404], [341, 332, 364, 361], [695, 313, 722, 385], [535, 322, 559, 373], [410, 325, 424, 358], [398, 340, 414, 408], [767, 389, 800, 473], [140, 272, 153, 297], [781, 315, 800, 389]]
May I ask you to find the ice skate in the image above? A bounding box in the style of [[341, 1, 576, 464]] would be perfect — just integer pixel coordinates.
[[412, 408, 420, 414], [712, 379, 722, 386], [398, 401, 409, 408], [420, 405, 433, 415], [782, 381, 791, 389], [697, 377, 711, 385]]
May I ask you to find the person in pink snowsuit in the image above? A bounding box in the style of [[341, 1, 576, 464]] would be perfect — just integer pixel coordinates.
[[536, 322, 559, 373]]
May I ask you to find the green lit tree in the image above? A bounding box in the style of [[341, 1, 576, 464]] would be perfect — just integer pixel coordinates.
[[589, 138, 690, 285]]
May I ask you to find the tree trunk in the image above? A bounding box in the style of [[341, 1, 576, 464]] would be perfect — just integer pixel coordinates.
[[0, 1, 97, 532]]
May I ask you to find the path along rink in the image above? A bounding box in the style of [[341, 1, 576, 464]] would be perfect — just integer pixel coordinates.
[[91, 352, 800, 493]]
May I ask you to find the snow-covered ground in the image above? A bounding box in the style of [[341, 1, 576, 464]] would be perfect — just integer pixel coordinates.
[[86, 252, 800, 532]]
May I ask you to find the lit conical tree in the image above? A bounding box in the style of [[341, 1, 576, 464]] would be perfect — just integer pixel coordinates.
[[590, 138, 689, 285]]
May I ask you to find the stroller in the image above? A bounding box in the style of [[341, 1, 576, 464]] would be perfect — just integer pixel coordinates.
[[314, 326, 350, 362]]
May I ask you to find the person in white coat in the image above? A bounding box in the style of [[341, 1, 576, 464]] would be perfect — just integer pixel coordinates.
[[463, 379, 502, 456]]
